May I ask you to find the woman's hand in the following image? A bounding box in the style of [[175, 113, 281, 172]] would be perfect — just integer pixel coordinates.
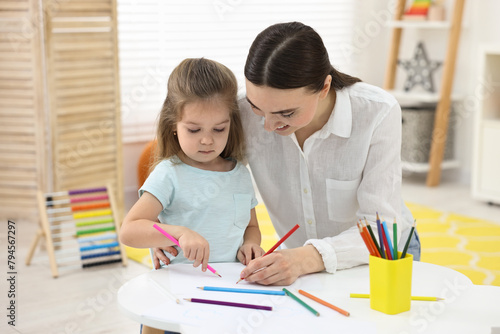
[[237, 243, 265, 265], [238, 249, 300, 285], [177, 229, 210, 272], [239, 245, 325, 286], [152, 246, 178, 269]]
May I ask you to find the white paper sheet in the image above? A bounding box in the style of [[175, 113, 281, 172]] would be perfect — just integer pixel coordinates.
[[141, 263, 375, 334]]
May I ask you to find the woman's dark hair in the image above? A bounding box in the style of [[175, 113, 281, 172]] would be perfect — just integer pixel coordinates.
[[244, 21, 361, 92]]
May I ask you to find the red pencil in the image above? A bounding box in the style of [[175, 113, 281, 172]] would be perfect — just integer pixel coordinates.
[[264, 223, 300, 255], [237, 224, 300, 283], [380, 225, 393, 260]]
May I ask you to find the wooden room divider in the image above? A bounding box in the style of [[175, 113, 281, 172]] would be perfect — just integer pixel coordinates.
[[0, 0, 123, 221]]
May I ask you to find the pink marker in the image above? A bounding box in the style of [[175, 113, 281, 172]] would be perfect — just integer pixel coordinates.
[[153, 224, 222, 278]]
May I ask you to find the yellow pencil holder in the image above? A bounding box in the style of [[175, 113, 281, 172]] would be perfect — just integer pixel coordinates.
[[369, 252, 413, 315]]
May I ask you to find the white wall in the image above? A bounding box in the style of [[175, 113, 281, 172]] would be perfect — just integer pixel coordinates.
[[122, 1, 500, 212]]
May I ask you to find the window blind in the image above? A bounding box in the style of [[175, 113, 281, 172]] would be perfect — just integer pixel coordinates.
[[117, 0, 356, 143]]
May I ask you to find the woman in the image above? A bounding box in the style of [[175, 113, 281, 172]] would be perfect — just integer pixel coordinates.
[[237, 21, 420, 285]]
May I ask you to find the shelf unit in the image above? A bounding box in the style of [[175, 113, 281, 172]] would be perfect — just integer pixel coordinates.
[[472, 46, 500, 205], [402, 160, 460, 174], [387, 90, 463, 105], [383, 0, 465, 186]]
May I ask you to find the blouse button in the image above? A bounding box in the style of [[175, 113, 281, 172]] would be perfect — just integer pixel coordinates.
[[307, 219, 313, 225], [303, 188, 308, 194]]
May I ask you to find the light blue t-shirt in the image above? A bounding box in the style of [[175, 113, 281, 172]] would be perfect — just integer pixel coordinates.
[[139, 158, 258, 264]]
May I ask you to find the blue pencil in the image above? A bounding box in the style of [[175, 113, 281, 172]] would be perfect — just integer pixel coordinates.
[[382, 220, 394, 260], [393, 220, 398, 260], [198, 286, 285, 295], [376, 213, 386, 259]]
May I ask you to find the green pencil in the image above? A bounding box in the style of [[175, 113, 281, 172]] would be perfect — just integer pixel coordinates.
[[393, 220, 398, 260], [283, 288, 320, 317], [401, 220, 416, 259]]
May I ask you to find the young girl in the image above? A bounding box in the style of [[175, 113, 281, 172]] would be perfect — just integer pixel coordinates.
[[120, 58, 264, 275]]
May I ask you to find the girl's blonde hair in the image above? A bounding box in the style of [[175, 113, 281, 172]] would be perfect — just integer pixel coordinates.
[[152, 58, 244, 171]]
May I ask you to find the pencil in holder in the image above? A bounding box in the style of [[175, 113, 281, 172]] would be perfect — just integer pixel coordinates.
[[369, 252, 413, 315]]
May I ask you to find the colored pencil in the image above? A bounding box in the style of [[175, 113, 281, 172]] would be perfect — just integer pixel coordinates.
[[361, 221, 380, 257], [236, 224, 300, 283], [380, 224, 393, 260], [153, 223, 222, 278], [376, 212, 386, 259], [283, 288, 320, 317], [264, 224, 300, 255], [358, 221, 374, 256], [393, 219, 398, 260], [350, 293, 444, 301], [197, 286, 285, 295], [357, 222, 376, 256], [364, 218, 383, 258], [149, 278, 180, 304], [382, 220, 394, 260], [183, 298, 272, 311], [401, 220, 416, 259], [298, 289, 350, 317]]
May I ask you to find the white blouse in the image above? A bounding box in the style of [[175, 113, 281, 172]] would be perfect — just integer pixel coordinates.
[[239, 82, 415, 273]]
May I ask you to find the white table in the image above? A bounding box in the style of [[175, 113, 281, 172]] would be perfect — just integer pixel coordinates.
[[117, 262, 500, 333]]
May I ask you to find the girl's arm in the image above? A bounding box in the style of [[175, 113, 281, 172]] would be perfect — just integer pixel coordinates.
[[119, 191, 210, 271], [120, 192, 182, 247], [237, 208, 265, 265]]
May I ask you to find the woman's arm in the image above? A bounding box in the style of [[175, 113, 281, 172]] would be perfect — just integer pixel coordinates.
[[301, 102, 405, 274]]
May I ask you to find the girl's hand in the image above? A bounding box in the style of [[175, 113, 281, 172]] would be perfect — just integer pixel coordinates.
[[178, 229, 210, 272], [237, 243, 265, 265], [152, 246, 178, 270]]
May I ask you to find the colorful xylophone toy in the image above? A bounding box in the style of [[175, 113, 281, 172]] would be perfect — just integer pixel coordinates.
[[26, 185, 127, 277]]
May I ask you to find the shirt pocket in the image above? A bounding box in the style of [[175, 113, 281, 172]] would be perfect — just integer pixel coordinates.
[[233, 194, 251, 229], [325, 178, 361, 223]]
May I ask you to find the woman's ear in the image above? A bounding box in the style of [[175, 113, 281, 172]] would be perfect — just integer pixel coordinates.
[[319, 75, 332, 99]]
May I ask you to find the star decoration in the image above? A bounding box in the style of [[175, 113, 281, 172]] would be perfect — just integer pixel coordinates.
[[398, 42, 442, 93]]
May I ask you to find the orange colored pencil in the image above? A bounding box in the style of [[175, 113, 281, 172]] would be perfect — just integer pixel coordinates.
[[357, 222, 376, 256], [364, 217, 383, 258], [361, 221, 381, 257], [298, 290, 350, 317]]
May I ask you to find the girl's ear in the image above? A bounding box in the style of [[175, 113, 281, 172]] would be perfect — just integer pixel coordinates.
[[319, 74, 332, 99]]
